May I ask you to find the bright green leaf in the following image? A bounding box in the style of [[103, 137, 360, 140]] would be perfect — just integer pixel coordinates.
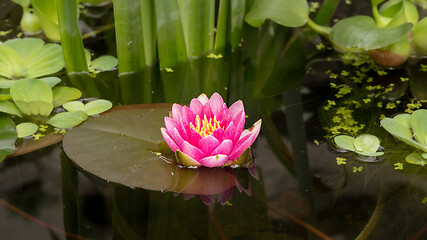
[[16, 122, 38, 138], [83, 99, 112, 116], [63, 101, 84, 112], [12, 0, 31, 8], [245, 0, 309, 27], [0, 114, 17, 162], [410, 109, 427, 146], [31, 0, 60, 41], [354, 134, 381, 153], [89, 55, 118, 71], [0, 45, 21, 79], [406, 152, 427, 166], [423, 153, 427, 159], [0, 80, 15, 89], [330, 16, 413, 50], [334, 135, 356, 151], [393, 113, 411, 129], [381, 117, 427, 152], [38, 77, 61, 88], [47, 111, 88, 128], [10, 79, 53, 116], [0, 101, 23, 117], [52, 86, 82, 107]]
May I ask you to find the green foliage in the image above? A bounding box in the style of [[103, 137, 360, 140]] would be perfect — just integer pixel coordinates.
[[52, 86, 82, 107], [381, 110, 427, 152], [245, 0, 309, 27], [47, 111, 88, 129], [0, 114, 16, 162], [330, 16, 413, 50], [0, 38, 64, 79], [10, 79, 53, 116], [334, 134, 384, 157], [16, 122, 38, 138], [413, 17, 427, 54], [31, 0, 60, 41]]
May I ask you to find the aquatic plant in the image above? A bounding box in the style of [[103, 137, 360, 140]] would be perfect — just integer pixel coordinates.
[[334, 134, 384, 157], [381, 109, 427, 165], [161, 93, 261, 167]]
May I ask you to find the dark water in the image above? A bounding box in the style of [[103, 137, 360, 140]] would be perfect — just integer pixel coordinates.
[[1, 0, 427, 239]]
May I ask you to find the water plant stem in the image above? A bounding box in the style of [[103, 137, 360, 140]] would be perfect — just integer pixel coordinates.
[[355, 190, 385, 240], [307, 19, 331, 38]]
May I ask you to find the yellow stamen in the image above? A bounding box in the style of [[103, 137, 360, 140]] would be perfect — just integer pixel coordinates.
[[190, 115, 223, 137]]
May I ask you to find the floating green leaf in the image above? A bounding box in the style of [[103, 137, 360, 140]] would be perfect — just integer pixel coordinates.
[[10, 79, 53, 116], [0, 38, 64, 79], [63, 101, 84, 112], [0, 101, 23, 117], [334, 134, 384, 156], [38, 77, 61, 88], [0, 80, 15, 89], [381, 111, 427, 152], [47, 111, 88, 129], [245, 0, 309, 27], [330, 16, 413, 50], [406, 152, 426, 166], [62, 105, 236, 194], [89, 56, 118, 71], [410, 109, 427, 146], [0, 114, 17, 161], [31, 0, 60, 41], [83, 99, 112, 116], [52, 86, 82, 107], [16, 122, 38, 138]]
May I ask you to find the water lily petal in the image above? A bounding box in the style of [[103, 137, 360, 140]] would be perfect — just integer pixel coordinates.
[[188, 127, 202, 148], [209, 93, 225, 121], [212, 127, 224, 142], [170, 127, 185, 149], [182, 140, 205, 161], [229, 120, 262, 159], [190, 98, 203, 116], [202, 102, 214, 120], [199, 135, 221, 155], [211, 139, 233, 155], [161, 128, 180, 152], [197, 93, 209, 105], [230, 110, 246, 142], [199, 154, 229, 167], [219, 187, 234, 205], [172, 103, 183, 121], [229, 100, 245, 123], [223, 121, 237, 141], [165, 117, 187, 141]]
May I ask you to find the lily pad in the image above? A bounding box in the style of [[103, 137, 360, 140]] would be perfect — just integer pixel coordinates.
[[10, 133, 63, 157], [62, 104, 237, 195], [329, 16, 413, 50], [245, 0, 309, 28]]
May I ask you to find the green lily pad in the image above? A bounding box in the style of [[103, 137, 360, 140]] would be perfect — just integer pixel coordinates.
[[62, 104, 236, 195], [330, 16, 413, 50], [0, 114, 17, 162], [0, 38, 64, 79], [83, 99, 112, 116], [63, 101, 84, 112], [47, 111, 88, 129], [16, 122, 38, 138], [0, 100, 23, 117], [10, 79, 53, 116], [245, 0, 309, 28], [406, 152, 426, 166], [52, 86, 82, 108], [89, 55, 118, 71]]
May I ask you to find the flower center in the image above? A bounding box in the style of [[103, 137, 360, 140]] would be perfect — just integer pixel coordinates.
[[190, 115, 222, 137]]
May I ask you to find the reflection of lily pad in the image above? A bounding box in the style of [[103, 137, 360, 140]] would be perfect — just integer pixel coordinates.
[[63, 104, 236, 195]]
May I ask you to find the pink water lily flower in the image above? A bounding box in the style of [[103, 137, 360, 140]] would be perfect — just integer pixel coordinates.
[[161, 93, 262, 167]]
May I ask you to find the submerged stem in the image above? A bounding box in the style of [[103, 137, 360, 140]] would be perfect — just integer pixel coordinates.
[[356, 190, 386, 240]]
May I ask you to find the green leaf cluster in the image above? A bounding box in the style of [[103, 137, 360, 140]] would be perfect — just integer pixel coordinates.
[[334, 134, 384, 157], [381, 109, 427, 165]]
